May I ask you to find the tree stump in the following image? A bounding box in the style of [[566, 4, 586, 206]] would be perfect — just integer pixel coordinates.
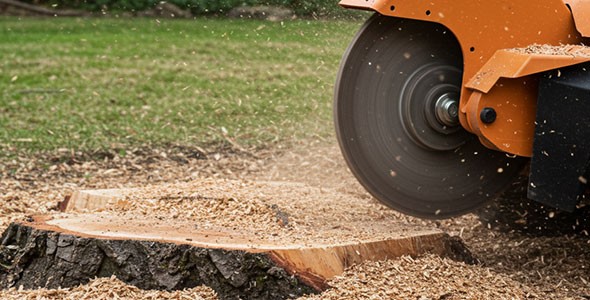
[[0, 180, 473, 299]]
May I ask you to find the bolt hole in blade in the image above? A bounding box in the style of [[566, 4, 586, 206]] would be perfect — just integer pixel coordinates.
[[334, 15, 526, 218]]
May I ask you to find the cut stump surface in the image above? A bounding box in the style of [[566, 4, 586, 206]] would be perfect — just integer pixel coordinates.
[[1, 179, 472, 299]]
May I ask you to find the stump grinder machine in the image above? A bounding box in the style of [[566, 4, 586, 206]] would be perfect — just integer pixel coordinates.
[[334, 1, 590, 218]]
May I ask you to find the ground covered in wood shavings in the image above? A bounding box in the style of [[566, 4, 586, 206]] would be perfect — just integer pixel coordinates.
[[0, 276, 217, 300], [2, 139, 590, 299], [301, 254, 540, 300]]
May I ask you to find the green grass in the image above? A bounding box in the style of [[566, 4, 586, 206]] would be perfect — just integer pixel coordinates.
[[0, 17, 363, 156]]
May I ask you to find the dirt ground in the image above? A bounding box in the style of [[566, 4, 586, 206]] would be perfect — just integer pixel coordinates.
[[1, 138, 590, 299]]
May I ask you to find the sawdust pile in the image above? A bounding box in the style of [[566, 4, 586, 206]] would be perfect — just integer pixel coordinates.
[[110, 180, 280, 230], [99, 178, 421, 244], [0, 145, 268, 233], [0, 189, 55, 231], [302, 254, 540, 300], [0, 276, 217, 300]]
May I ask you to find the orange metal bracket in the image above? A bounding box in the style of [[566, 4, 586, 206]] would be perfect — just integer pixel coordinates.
[[464, 46, 590, 157], [464, 78, 539, 157], [466, 47, 590, 93]]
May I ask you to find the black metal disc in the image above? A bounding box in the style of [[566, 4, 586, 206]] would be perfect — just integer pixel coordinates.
[[334, 15, 527, 219]]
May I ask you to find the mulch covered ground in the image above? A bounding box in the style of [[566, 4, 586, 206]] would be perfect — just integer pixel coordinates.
[[1, 140, 590, 299]]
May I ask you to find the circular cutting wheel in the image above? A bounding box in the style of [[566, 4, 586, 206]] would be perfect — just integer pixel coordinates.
[[335, 15, 526, 219]]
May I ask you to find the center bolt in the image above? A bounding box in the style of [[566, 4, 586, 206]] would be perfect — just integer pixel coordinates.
[[434, 94, 460, 127]]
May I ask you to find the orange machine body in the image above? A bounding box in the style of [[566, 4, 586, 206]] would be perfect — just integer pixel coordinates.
[[339, 0, 590, 157]]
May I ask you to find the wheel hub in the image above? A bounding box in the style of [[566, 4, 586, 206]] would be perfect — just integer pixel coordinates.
[[400, 64, 467, 151], [435, 93, 460, 127]]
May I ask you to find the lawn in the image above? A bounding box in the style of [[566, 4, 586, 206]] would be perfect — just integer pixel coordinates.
[[0, 16, 363, 156]]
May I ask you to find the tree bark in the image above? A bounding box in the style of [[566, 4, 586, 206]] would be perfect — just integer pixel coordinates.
[[0, 223, 316, 300]]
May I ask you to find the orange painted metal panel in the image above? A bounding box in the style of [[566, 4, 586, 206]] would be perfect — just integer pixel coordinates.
[[466, 47, 590, 93], [564, 0, 590, 37]]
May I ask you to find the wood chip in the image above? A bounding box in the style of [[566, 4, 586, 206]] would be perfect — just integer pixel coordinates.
[[0, 276, 217, 300]]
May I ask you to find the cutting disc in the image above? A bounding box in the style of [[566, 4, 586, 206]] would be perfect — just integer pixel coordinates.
[[334, 15, 527, 219]]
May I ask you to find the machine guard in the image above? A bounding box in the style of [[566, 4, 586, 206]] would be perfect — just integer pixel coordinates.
[[528, 64, 590, 211]]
